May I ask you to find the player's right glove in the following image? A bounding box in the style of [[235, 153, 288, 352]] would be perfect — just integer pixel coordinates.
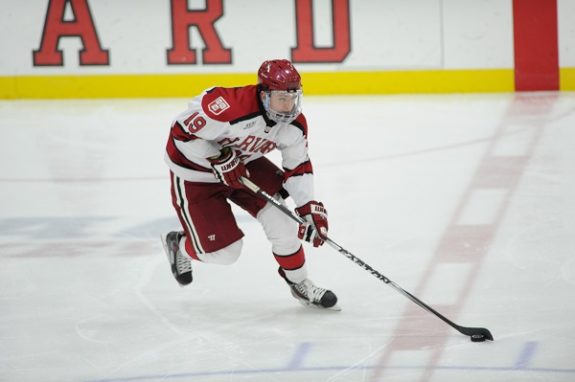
[[209, 147, 249, 189], [296, 201, 328, 247]]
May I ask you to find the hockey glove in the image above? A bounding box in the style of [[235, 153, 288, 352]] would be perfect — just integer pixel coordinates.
[[209, 147, 249, 189], [296, 201, 328, 247]]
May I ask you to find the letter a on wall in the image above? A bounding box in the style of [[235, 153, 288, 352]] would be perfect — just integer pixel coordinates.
[[33, 0, 109, 66]]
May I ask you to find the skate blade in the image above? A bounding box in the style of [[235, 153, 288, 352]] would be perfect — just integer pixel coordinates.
[[297, 300, 342, 311], [160, 234, 186, 287], [160, 234, 174, 263]]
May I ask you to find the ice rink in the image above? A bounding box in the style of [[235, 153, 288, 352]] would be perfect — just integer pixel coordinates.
[[1, 92, 574, 382]]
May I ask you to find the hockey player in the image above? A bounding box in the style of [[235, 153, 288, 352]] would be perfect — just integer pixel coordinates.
[[161, 59, 337, 309]]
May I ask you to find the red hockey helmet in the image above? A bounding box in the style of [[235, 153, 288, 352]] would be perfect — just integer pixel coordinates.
[[257, 59, 302, 91], [257, 59, 303, 124]]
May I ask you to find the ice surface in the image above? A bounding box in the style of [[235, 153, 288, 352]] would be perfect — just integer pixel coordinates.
[[1, 92, 574, 381]]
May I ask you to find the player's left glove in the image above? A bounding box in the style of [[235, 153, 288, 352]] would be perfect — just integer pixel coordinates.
[[296, 201, 328, 247]]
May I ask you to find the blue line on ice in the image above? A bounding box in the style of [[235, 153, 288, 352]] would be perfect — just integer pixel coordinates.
[[86, 363, 575, 382], [286, 341, 313, 369], [514, 341, 538, 369]]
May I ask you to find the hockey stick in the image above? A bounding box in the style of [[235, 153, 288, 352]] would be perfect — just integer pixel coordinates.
[[240, 176, 494, 342]]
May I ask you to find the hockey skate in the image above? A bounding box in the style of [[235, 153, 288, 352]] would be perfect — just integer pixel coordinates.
[[278, 268, 340, 310], [161, 231, 193, 286]]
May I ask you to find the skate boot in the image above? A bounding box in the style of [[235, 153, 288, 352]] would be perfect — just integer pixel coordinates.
[[278, 267, 338, 309], [161, 231, 192, 286]]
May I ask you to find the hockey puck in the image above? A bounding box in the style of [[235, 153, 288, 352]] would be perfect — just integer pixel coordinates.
[[470, 334, 486, 342]]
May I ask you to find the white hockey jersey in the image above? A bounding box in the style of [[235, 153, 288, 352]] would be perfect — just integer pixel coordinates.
[[165, 85, 315, 207]]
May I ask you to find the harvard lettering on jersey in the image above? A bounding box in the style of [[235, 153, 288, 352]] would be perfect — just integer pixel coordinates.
[[165, 85, 315, 207]]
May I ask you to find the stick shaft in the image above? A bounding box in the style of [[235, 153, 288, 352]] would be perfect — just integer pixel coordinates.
[[240, 176, 493, 340]]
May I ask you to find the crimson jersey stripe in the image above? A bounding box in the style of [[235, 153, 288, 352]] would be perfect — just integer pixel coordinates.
[[229, 112, 261, 125], [166, 137, 212, 173], [171, 122, 198, 142], [291, 115, 308, 138], [283, 160, 313, 179]]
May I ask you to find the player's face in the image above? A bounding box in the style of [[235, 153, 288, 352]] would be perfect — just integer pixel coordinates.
[[269, 90, 298, 112], [260, 89, 302, 124]]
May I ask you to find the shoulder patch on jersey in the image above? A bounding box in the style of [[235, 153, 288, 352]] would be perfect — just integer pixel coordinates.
[[201, 85, 261, 123], [207, 96, 230, 115]]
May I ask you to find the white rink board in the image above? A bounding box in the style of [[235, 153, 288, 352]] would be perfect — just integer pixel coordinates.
[[1, 0, 517, 75]]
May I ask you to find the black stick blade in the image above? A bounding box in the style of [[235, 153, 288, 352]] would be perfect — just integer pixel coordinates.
[[458, 326, 494, 341]]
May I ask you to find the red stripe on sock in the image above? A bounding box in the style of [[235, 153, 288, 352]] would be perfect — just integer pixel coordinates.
[[274, 246, 305, 270]]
